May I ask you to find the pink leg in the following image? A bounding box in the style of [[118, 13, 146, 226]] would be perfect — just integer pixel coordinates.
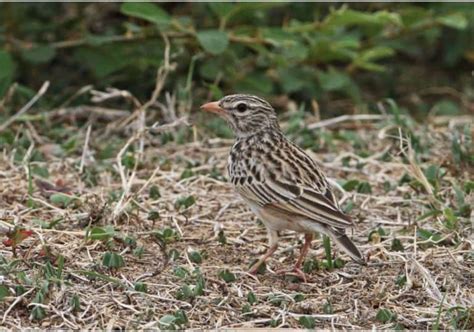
[[277, 233, 314, 282], [295, 233, 314, 269], [249, 230, 279, 275]]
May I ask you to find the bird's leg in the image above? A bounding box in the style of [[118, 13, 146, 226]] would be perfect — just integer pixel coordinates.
[[277, 233, 314, 282], [249, 230, 278, 275], [295, 233, 314, 270]]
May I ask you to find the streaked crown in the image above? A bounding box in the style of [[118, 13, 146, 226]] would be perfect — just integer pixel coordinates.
[[211, 94, 280, 137]]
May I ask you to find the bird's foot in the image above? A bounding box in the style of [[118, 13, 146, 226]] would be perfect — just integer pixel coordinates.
[[276, 267, 307, 282], [249, 261, 264, 275]]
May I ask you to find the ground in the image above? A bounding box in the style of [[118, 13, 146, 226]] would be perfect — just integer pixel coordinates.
[[0, 108, 472, 329]]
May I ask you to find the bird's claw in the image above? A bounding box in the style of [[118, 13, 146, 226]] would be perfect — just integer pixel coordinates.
[[276, 267, 307, 282]]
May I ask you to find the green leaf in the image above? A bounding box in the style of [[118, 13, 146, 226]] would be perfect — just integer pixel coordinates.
[[0, 51, 15, 97], [353, 46, 395, 72], [149, 185, 161, 199], [325, 8, 402, 27], [242, 303, 251, 314], [21, 45, 56, 64], [443, 208, 458, 230], [417, 229, 442, 244], [293, 293, 305, 302], [464, 181, 474, 194], [299, 316, 316, 329], [323, 300, 334, 314], [262, 28, 296, 47], [357, 181, 372, 194], [180, 168, 194, 180], [343, 179, 360, 191], [159, 314, 177, 328], [432, 100, 460, 115], [88, 226, 115, 241], [247, 291, 257, 305], [175, 195, 196, 210], [196, 30, 229, 55], [102, 252, 125, 268], [396, 274, 407, 287], [174, 309, 188, 326], [208, 3, 235, 18], [120, 2, 170, 26], [49, 193, 76, 207], [303, 258, 319, 273], [188, 250, 202, 264], [323, 235, 333, 270], [31, 165, 49, 178], [437, 13, 468, 30], [148, 210, 160, 221], [217, 230, 227, 245], [31, 305, 46, 320], [278, 67, 308, 93], [154, 227, 179, 243], [134, 282, 147, 293], [70, 294, 81, 312], [235, 72, 273, 95], [317, 68, 352, 91], [0, 285, 10, 301], [391, 238, 404, 252], [174, 266, 189, 279], [194, 271, 205, 296], [218, 269, 237, 283], [376, 308, 396, 322]]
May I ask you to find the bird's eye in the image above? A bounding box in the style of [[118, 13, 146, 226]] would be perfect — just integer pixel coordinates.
[[236, 103, 247, 113]]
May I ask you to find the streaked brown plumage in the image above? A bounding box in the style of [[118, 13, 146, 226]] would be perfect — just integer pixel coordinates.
[[201, 94, 365, 278]]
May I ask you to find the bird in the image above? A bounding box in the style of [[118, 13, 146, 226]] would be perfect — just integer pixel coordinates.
[[201, 94, 365, 280]]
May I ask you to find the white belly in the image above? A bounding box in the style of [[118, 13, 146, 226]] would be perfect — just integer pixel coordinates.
[[244, 198, 309, 233]]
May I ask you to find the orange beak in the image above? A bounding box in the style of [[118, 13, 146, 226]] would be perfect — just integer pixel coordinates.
[[200, 101, 225, 116]]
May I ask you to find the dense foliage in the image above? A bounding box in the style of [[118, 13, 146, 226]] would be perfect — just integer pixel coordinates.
[[1, 3, 473, 117]]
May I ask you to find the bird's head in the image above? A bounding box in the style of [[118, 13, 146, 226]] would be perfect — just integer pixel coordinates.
[[200, 94, 279, 137]]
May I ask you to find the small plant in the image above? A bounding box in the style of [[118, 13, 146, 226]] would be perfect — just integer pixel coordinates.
[[180, 168, 194, 180], [158, 309, 188, 330], [0, 285, 10, 301], [188, 249, 202, 264], [395, 274, 407, 287], [154, 227, 180, 244], [303, 258, 319, 273], [217, 230, 227, 245], [133, 246, 145, 258], [70, 294, 81, 312], [2, 227, 33, 257], [218, 269, 236, 283], [49, 193, 79, 208], [390, 238, 405, 252], [175, 268, 205, 302], [134, 282, 148, 293], [87, 226, 115, 242], [293, 293, 304, 302], [376, 308, 396, 323], [102, 252, 125, 269], [247, 291, 257, 305], [322, 235, 333, 270], [175, 195, 196, 210], [299, 316, 316, 329], [31, 282, 49, 320], [323, 300, 333, 314], [267, 293, 289, 307], [149, 185, 161, 199], [174, 266, 189, 279]]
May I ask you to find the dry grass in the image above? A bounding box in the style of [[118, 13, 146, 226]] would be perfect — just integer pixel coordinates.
[[0, 99, 472, 329]]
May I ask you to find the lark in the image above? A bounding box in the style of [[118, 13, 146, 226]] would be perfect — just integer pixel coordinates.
[[201, 94, 365, 279]]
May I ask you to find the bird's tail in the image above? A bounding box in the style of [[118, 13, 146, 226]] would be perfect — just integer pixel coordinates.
[[329, 229, 366, 265], [302, 221, 366, 265]]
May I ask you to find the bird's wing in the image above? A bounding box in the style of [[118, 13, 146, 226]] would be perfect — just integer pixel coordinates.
[[234, 142, 353, 229]]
